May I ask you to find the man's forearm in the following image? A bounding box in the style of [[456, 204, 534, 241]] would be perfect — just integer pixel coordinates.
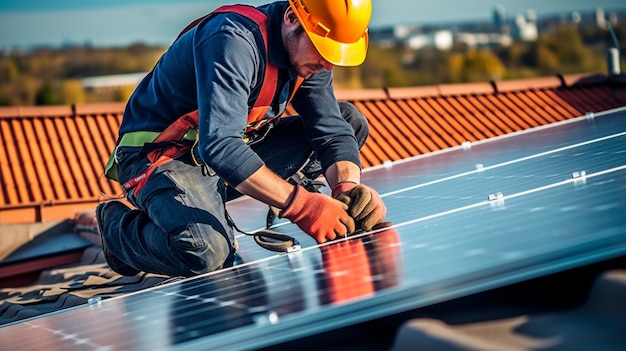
[[325, 160, 361, 188], [234, 165, 297, 209]]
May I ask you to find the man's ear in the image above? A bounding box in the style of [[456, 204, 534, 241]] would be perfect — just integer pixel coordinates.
[[283, 8, 299, 26]]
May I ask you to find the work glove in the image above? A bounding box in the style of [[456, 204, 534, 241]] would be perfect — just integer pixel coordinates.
[[332, 182, 387, 232], [280, 185, 356, 243]]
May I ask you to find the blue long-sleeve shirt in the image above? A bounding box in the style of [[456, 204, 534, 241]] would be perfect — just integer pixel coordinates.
[[120, 1, 361, 187]]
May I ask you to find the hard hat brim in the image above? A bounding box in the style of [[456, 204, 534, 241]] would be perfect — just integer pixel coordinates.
[[308, 31, 369, 67]]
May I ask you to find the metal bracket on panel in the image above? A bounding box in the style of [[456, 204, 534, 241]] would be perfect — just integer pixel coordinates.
[[572, 170, 587, 186], [488, 192, 505, 209], [252, 310, 280, 326], [87, 297, 102, 307], [462, 141, 472, 151], [286, 247, 305, 271], [286, 244, 301, 253], [476, 163, 484, 172], [585, 112, 595, 120]]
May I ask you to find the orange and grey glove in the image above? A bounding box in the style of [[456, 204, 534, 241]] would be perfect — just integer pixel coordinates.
[[280, 185, 356, 243], [332, 182, 387, 232]]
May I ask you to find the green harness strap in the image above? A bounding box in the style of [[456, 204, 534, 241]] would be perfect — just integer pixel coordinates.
[[104, 129, 197, 181]]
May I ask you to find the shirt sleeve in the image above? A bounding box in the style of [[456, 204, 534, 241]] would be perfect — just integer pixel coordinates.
[[291, 69, 362, 172], [192, 19, 266, 187]]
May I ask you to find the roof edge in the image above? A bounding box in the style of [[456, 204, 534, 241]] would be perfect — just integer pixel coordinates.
[[385, 85, 441, 99], [0, 105, 74, 118], [370, 74, 585, 100], [355, 73, 625, 100], [494, 75, 565, 93], [565, 73, 626, 87], [0, 103, 127, 119], [74, 102, 126, 115], [334, 89, 388, 101]]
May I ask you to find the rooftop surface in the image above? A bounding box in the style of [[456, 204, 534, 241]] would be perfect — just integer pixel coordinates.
[[1, 73, 626, 350]]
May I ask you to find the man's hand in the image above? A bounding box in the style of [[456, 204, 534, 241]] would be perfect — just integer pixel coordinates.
[[332, 182, 387, 231], [280, 185, 356, 243]]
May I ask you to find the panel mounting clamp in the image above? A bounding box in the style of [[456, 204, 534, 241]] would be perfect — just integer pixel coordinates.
[[487, 192, 505, 209], [488, 192, 504, 201], [572, 170, 587, 185]]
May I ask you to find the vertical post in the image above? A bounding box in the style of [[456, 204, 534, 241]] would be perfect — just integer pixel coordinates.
[[606, 47, 621, 76]]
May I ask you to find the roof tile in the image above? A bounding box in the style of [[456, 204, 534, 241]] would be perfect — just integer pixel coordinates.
[[494, 75, 564, 92], [438, 82, 495, 96], [386, 86, 440, 99]]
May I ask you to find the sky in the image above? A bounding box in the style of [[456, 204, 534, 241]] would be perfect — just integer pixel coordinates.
[[0, 0, 625, 49]]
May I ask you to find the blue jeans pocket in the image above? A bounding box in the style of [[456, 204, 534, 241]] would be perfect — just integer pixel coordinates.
[[116, 146, 150, 184]]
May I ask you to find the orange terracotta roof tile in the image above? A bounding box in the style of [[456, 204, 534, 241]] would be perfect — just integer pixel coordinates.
[[0, 103, 124, 224], [386, 86, 440, 99], [562, 73, 607, 87], [1, 74, 625, 224], [494, 75, 564, 93], [438, 82, 495, 96], [334, 89, 388, 101]]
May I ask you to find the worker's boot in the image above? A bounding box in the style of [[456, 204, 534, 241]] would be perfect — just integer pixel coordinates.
[[95, 201, 141, 276]]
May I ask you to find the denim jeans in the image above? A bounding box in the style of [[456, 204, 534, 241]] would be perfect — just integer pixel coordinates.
[[107, 101, 369, 277]]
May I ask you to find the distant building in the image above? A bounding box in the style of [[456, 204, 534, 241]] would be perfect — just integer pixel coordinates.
[[456, 32, 512, 48], [513, 11, 538, 41], [596, 7, 607, 29], [493, 4, 507, 32], [406, 31, 453, 50], [368, 6, 622, 51], [82, 72, 147, 91]]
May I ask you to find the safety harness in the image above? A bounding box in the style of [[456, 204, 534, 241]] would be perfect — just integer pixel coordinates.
[[102, 5, 306, 253], [104, 4, 302, 197]]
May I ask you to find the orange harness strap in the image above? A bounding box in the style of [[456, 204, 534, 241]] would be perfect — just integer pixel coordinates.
[[121, 111, 198, 194], [178, 5, 282, 128], [122, 5, 300, 195]]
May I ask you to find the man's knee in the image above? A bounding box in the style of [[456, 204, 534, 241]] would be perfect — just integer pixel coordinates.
[[338, 101, 369, 148], [171, 227, 234, 276]]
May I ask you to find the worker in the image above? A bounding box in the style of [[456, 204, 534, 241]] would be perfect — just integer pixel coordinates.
[[97, 0, 387, 277]]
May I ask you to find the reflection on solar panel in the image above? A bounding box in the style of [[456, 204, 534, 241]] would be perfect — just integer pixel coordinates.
[[2, 108, 626, 350]]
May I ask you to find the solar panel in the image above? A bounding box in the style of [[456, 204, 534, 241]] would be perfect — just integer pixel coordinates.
[[2, 108, 626, 350]]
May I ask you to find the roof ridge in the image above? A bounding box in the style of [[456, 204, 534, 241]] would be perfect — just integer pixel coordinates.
[[0, 102, 126, 119], [334, 73, 623, 100]]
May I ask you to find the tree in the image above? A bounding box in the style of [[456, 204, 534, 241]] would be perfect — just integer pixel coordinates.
[[447, 50, 506, 83], [35, 83, 58, 105], [528, 25, 609, 75], [535, 44, 560, 72], [113, 85, 136, 102], [2, 76, 38, 105], [0, 58, 20, 83], [60, 80, 86, 104]]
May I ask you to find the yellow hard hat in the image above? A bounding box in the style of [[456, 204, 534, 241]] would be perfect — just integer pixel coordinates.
[[288, 0, 371, 66]]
